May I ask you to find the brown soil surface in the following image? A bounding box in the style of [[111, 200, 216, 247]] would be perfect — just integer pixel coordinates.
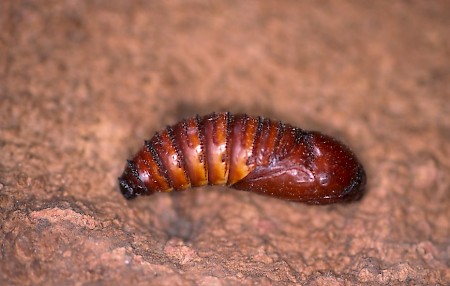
[[1, 1, 449, 285]]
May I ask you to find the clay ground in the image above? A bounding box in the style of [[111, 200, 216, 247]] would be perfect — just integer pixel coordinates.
[[1, 1, 449, 285]]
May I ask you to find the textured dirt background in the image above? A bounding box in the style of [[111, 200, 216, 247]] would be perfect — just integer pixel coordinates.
[[1, 1, 449, 285]]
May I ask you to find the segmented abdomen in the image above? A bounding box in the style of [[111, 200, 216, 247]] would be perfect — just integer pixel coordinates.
[[119, 112, 366, 204]]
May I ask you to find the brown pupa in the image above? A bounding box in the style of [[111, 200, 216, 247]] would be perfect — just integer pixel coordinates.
[[118, 112, 366, 204]]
